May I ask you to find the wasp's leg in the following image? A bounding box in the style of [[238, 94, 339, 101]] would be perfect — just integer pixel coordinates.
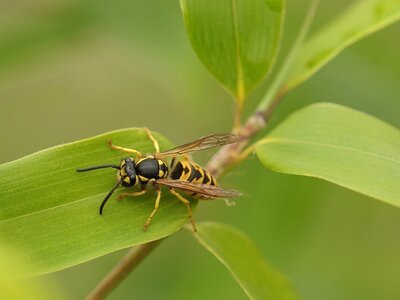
[[143, 127, 160, 154], [117, 184, 147, 200], [107, 140, 142, 158], [224, 199, 236, 207], [169, 188, 197, 232], [117, 190, 146, 200], [143, 188, 161, 231]]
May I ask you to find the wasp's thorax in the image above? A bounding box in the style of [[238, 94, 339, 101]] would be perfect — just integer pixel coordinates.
[[135, 156, 168, 183], [118, 158, 138, 187]]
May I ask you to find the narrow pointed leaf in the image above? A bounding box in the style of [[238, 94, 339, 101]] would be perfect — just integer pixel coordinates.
[[180, 0, 285, 102], [285, 0, 400, 91], [256, 103, 400, 206], [189, 222, 299, 300], [0, 128, 192, 276]]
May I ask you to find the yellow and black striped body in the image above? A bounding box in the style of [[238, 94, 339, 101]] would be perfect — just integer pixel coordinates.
[[170, 160, 217, 197]]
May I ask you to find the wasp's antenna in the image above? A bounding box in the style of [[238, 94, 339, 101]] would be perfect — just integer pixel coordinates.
[[76, 164, 120, 172], [99, 178, 124, 215]]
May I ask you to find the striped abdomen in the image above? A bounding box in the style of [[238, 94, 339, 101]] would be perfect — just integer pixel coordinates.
[[170, 161, 217, 196]]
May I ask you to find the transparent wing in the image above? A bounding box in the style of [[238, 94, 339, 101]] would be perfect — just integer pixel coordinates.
[[156, 133, 239, 158], [156, 178, 242, 199]]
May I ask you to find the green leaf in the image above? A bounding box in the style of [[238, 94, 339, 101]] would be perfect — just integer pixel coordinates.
[[180, 0, 285, 102], [189, 222, 299, 300], [0, 128, 192, 276], [285, 0, 400, 91], [256, 103, 400, 206]]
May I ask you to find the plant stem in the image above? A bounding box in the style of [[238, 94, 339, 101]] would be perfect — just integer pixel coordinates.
[[86, 97, 278, 300], [206, 95, 282, 177], [207, 0, 319, 176], [85, 96, 282, 300], [86, 239, 163, 300], [86, 1, 320, 297], [233, 100, 243, 132]]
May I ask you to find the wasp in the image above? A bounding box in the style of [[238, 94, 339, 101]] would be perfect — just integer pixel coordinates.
[[76, 128, 241, 231]]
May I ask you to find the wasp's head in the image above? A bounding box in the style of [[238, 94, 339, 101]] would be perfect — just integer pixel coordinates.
[[118, 158, 138, 187], [76, 159, 139, 215]]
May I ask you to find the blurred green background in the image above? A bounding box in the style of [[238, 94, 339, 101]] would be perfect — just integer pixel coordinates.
[[1, 0, 399, 299]]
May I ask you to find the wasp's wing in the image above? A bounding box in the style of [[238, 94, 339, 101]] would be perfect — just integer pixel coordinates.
[[156, 133, 239, 158], [156, 178, 242, 199]]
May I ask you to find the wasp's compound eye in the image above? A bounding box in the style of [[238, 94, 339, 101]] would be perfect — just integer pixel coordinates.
[[130, 175, 137, 185]]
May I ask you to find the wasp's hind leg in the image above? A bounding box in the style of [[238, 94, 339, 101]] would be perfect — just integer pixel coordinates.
[[107, 140, 142, 158], [143, 127, 160, 154], [143, 187, 162, 231], [169, 188, 197, 232]]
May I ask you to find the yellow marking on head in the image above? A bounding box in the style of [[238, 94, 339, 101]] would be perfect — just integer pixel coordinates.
[[138, 175, 149, 182], [158, 160, 164, 165], [123, 177, 131, 184], [158, 170, 165, 177], [120, 168, 127, 176]]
